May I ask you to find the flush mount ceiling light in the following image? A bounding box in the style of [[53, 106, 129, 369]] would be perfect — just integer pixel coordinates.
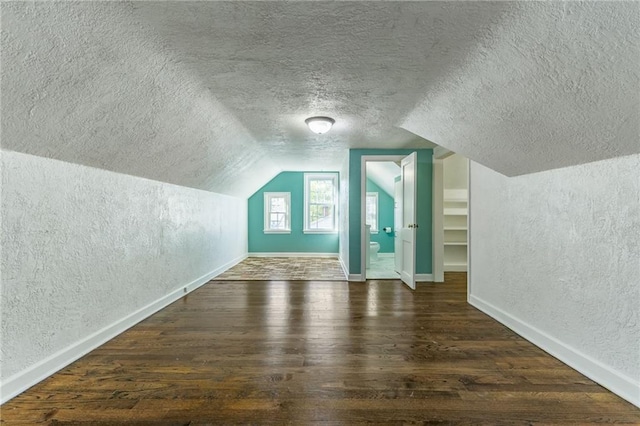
[[305, 116, 335, 134]]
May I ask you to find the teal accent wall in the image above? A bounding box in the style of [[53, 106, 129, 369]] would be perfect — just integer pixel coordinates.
[[349, 149, 433, 275], [366, 178, 395, 253], [248, 172, 339, 253]]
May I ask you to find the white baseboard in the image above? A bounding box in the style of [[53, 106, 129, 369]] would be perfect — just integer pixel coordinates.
[[377, 253, 394, 258], [416, 274, 434, 282], [249, 252, 338, 258], [0, 253, 247, 405], [444, 264, 468, 272], [338, 256, 349, 279], [352, 273, 432, 283], [469, 294, 640, 408]]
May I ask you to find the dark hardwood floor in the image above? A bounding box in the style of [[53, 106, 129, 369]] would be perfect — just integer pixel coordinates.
[[2, 273, 639, 424]]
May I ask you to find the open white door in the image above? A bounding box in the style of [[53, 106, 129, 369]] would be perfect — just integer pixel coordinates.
[[400, 152, 417, 290], [394, 179, 402, 274]]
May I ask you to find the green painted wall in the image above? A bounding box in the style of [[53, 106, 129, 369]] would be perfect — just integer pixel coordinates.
[[349, 149, 433, 275], [248, 172, 339, 253], [366, 178, 395, 253]]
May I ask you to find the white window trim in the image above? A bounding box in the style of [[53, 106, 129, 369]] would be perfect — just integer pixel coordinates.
[[303, 173, 339, 234], [366, 191, 379, 234], [264, 192, 291, 234]]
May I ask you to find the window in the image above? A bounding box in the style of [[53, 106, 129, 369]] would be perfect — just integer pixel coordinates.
[[264, 192, 291, 233], [304, 173, 338, 233], [366, 192, 378, 233]]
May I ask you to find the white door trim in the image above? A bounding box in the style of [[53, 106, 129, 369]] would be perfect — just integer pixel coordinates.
[[433, 146, 455, 282], [360, 155, 407, 281], [432, 157, 444, 282], [393, 179, 402, 274], [467, 159, 472, 300]]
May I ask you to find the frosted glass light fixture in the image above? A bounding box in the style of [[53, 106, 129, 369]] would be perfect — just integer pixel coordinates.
[[305, 116, 335, 134]]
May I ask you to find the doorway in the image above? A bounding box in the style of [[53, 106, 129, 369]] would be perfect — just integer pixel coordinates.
[[432, 150, 469, 282], [360, 154, 418, 289], [364, 160, 401, 279]]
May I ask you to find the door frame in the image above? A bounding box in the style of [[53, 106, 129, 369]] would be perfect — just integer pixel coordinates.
[[393, 179, 402, 274], [360, 155, 407, 280], [432, 147, 471, 285], [432, 147, 455, 282]]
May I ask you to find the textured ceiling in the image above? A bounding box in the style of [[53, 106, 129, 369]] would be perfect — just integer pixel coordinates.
[[2, 2, 638, 197], [402, 1, 640, 176]]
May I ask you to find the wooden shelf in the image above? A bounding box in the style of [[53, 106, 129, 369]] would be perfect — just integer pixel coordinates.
[[443, 189, 467, 272], [444, 208, 467, 216]]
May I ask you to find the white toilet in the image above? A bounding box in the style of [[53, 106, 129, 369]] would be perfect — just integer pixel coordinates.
[[369, 242, 380, 262], [365, 225, 381, 269]]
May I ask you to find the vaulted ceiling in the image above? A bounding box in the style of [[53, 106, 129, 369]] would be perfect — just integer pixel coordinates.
[[367, 162, 400, 198], [2, 2, 638, 197]]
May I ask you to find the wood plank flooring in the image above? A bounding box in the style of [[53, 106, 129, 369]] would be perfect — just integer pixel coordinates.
[[2, 273, 639, 424]]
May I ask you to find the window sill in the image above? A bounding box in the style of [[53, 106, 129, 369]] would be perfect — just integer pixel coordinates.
[[303, 230, 338, 235], [264, 230, 291, 234]]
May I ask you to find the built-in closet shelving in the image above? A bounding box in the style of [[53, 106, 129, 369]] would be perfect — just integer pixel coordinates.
[[443, 189, 467, 271]]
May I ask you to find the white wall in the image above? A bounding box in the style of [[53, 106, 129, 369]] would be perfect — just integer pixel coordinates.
[[468, 154, 640, 407], [338, 155, 350, 277], [0, 150, 248, 401], [443, 153, 468, 190]]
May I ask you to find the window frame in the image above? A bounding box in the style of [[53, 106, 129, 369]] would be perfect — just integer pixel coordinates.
[[263, 192, 291, 234], [303, 173, 339, 234], [365, 191, 379, 234]]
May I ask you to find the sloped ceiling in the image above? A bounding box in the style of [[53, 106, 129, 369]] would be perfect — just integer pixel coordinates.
[[367, 162, 400, 198], [2, 2, 638, 197], [402, 1, 640, 176]]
